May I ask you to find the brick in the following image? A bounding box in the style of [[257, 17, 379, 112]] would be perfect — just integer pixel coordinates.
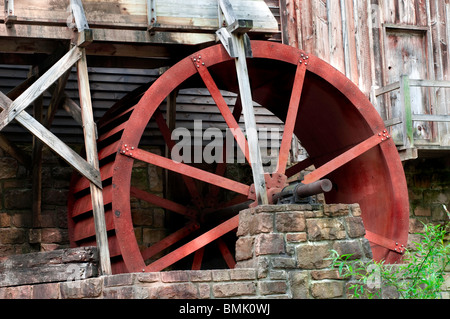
[[33, 283, 60, 299], [275, 212, 305, 232], [235, 237, 254, 261], [237, 210, 273, 236], [103, 286, 135, 299], [104, 273, 135, 287], [289, 271, 309, 299], [136, 272, 160, 283], [311, 269, 342, 280], [296, 243, 332, 269], [258, 281, 287, 295], [255, 233, 285, 256], [230, 268, 257, 280], [0, 157, 18, 179], [198, 283, 211, 299], [0, 213, 9, 227], [60, 278, 102, 299], [286, 232, 307, 243], [212, 282, 256, 298], [349, 204, 362, 217], [345, 217, 366, 238], [189, 270, 212, 282], [4, 189, 32, 209], [149, 283, 199, 299], [212, 269, 230, 281], [4, 285, 33, 299], [311, 281, 344, 299], [271, 257, 296, 269], [332, 240, 364, 260], [0, 228, 26, 244], [306, 218, 346, 241], [161, 270, 189, 283], [41, 228, 68, 243], [323, 204, 349, 217]]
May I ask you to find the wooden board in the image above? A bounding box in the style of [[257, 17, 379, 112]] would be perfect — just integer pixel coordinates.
[[0, 247, 98, 287], [152, 0, 278, 33]]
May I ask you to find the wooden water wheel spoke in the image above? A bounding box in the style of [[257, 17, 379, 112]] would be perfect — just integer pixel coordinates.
[[153, 109, 204, 205], [68, 41, 409, 273], [216, 238, 236, 269], [285, 157, 314, 179], [303, 132, 390, 185], [276, 60, 307, 175], [122, 145, 250, 196], [145, 215, 239, 272], [207, 96, 244, 202], [191, 247, 205, 270], [140, 222, 200, 261], [130, 186, 196, 218], [195, 58, 250, 163]]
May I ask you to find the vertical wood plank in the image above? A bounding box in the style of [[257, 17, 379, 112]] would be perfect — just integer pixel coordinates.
[[77, 47, 112, 275], [400, 75, 414, 148], [234, 34, 268, 205]]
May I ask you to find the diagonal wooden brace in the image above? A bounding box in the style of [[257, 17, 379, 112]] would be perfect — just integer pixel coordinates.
[[0, 46, 82, 130], [0, 91, 102, 188]]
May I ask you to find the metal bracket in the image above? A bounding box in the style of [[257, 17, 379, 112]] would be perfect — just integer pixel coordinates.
[[4, 0, 17, 28], [216, 0, 253, 58], [147, 0, 157, 26], [365, 230, 406, 254], [69, 0, 90, 32]]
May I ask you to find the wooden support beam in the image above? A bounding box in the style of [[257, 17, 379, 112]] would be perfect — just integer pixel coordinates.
[[77, 48, 112, 276], [0, 91, 102, 188], [234, 35, 268, 205], [400, 75, 414, 149], [0, 46, 82, 130], [217, 0, 267, 205]]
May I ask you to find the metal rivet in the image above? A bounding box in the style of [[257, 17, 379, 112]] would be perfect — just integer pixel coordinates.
[[193, 58, 197, 62], [304, 63, 308, 66], [202, 62, 205, 66]]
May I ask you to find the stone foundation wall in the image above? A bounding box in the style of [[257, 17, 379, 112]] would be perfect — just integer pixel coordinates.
[[0, 203, 372, 299]]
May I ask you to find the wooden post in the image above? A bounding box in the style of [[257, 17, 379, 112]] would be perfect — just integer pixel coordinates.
[[77, 48, 112, 275], [234, 34, 268, 205], [217, 0, 268, 205], [400, 75, 414, 149]]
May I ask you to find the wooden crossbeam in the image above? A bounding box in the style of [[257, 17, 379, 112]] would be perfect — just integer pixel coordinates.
[[0, 46, 82, 130], [0, 92, 102, 188]]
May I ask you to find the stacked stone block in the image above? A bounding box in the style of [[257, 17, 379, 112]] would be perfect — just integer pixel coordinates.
[[0, 203, 372, 299], [235, 203, 372, 299]]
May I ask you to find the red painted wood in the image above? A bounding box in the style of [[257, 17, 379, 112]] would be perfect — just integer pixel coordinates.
[[145, 215, 239, 272], [277, 60, 306, 174]]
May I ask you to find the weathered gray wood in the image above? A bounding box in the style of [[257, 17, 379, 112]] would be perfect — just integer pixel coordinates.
[[412, 114, 450, 122], [234, 33, 268, 205], [77, 48, 112, 276], [70, 0, 89, 31], [0, 46, 82, 130], [0, 247, 98, 288], [0, 91, 102, 188]]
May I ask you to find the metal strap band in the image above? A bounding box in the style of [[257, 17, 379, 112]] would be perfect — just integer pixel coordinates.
[[365, 230, 406, 254]]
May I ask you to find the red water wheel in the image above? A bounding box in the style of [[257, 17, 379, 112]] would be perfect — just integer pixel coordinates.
[[68, 41, 409, 274]]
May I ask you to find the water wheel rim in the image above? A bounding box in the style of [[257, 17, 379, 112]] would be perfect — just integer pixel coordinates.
[[107, 40, 409, 272]]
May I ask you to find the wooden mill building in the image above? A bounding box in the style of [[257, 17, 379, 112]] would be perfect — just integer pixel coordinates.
[[0, 0, 448, 278]]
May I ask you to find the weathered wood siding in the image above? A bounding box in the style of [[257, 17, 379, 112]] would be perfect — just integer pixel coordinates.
[[280, 0, 450, 147]]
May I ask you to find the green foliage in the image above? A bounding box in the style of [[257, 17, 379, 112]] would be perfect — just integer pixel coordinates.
[[329, 220, 450, 299]]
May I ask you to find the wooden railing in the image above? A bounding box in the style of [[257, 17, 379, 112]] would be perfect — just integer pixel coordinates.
[[373, 76, 450, 151]]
